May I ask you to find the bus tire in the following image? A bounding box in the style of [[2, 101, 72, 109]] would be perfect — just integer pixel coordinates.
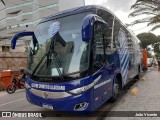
[[135, 65, 141, 80], [110, 77, 120, 102]]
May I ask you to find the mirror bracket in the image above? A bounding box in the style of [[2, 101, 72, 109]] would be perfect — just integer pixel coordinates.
[[11, 31, 35, 49]]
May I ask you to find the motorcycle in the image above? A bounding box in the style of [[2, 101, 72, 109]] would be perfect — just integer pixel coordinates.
[[6, 78, 25, 94]]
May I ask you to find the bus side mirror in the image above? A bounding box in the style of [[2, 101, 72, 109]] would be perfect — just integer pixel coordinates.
[[82, 16, 92, 42], [82, 14, 108, 42], [11, 31, 35, 49]]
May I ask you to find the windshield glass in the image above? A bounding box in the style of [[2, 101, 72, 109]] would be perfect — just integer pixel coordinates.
[[28, 12, 90, 77]]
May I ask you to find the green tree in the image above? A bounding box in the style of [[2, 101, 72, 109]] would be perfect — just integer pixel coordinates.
[[147, 52, 153, 58], [129, 0, 160, 31], [152, 35, 160, 52], [154, 44, 160, 52], [137, 32, 159, 49]]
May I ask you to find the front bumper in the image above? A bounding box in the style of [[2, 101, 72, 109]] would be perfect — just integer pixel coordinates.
[[26, 88, 93, 111]]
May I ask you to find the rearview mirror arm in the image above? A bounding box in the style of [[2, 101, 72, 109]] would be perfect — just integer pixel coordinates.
[[11, 31, 35, 49]]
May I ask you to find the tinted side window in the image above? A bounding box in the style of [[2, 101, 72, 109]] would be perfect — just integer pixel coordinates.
[[93, 23, 104, 64], [127, 33, 134, 54], [97, 10, 114, 28], [113, 19, 121, 48], [103, 26, 112, 63], [97, 10, 114, 49]]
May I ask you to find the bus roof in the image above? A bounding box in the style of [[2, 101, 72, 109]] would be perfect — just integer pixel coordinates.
[[40, 5, 112, 24], [39, 5, 139, 41]]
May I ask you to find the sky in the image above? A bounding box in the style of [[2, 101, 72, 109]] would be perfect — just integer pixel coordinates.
[[85, 0, 160, 36]]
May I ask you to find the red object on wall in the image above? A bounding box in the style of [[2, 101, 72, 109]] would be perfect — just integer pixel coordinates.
[[0, 70, 20, 90], [142, 49, 148, 71]]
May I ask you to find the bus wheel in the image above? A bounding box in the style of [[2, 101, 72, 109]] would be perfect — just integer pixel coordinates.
[[110, 78, 120, 102], [135, 66, 141, 80]]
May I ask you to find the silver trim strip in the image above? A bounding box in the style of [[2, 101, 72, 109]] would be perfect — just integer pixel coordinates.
[[29, 88, 71, 99]]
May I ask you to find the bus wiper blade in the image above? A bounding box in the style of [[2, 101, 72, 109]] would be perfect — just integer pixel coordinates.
[[32, 52, 48, 75], [46, 49, 64, 81], [53, 50, 64, 81], [32, 32, 65, 81], [46, 33, 65, 81]]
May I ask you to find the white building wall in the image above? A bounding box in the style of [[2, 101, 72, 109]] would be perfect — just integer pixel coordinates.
[[10, 45, 26, 52], [59, 0, 85, 11], [0, 0, 85, 53], [0, 46, 2, 52]]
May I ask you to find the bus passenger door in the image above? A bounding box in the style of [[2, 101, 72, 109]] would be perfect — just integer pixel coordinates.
[[91, 23, 114, 109]]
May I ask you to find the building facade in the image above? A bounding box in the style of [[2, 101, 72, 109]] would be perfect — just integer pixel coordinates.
[[0, 0, 84, 70], [0, 0, 85, 52]]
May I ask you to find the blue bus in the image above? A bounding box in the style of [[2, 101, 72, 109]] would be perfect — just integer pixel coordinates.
[[11, 5, 142, 111]]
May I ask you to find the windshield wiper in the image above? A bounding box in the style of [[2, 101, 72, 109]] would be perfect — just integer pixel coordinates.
[[32, 32, 65, 81], [32, 52, 48, 75], [46, 32, 65, 80], [46, 49, 64, 81]]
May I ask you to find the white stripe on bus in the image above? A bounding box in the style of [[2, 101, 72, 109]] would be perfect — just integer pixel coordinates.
[[121, 51, 129, 69], [122, 60, 129, 77], [121, 53, 129, 70]]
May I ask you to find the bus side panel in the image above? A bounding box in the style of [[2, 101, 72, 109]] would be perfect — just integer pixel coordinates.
[[130, 36, 142, 77], [93, 51, 120, 110], [118, 30, 130, 85], [92, 68, 113, 110]]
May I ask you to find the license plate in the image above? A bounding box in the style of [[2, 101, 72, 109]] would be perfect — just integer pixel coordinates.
[[42, 104, 53, 110]]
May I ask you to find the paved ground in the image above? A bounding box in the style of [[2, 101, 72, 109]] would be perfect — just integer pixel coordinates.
[[0, 67, 160, 120], [104, 66, 160, 120]]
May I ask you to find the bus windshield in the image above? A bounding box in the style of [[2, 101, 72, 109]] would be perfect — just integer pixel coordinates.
[[28, 12, 90, 77]]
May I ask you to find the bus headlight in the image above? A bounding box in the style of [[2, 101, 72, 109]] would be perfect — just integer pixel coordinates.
[[68, 75, 102, 95], [68, 83, 93, 95]]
